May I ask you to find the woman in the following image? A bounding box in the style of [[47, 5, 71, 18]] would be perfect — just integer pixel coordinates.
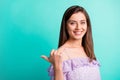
[[41, 5, 101, 80]]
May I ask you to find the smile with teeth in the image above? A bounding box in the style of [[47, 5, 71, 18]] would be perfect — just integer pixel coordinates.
[[73, 31, 83, 35]]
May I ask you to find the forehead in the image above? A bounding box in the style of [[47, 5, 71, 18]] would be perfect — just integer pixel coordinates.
[[68, 12, 86, 21]]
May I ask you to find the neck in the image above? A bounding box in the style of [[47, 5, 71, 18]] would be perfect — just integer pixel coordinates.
[[66, 39, 83, 48]]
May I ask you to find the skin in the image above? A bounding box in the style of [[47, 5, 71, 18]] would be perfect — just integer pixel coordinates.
[[41, 12, 88, 80]]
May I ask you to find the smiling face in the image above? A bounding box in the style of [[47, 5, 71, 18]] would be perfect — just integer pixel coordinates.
[[66, 12, 87, 40]]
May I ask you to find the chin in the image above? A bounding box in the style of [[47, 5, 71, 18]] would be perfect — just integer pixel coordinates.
[[72, 36, 83, 40], [73, 34, 85, 39]]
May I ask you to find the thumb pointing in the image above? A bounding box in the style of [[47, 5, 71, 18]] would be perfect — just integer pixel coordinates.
[[41, 55, 49, 62]]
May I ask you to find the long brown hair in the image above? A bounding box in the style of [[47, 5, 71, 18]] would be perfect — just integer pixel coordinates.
[[58, 5, 96, 61]]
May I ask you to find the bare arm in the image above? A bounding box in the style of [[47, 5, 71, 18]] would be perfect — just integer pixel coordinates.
[[54, 67, 64, 80], [41, 49, 64, 80]]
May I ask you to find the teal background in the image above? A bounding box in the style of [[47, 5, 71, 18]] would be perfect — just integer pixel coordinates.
[[0, 0, 120, 80]]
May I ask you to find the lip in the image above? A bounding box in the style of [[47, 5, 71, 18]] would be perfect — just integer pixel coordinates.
[[73, 31, 83, 35]]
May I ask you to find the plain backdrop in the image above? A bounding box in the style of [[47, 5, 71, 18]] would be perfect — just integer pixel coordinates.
[[0, 0, 120, 80]]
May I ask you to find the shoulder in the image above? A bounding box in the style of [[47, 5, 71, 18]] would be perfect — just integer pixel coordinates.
[[57, 45, 69, 61], [57, 43, 70, 53], [57, 45, 66, 54]]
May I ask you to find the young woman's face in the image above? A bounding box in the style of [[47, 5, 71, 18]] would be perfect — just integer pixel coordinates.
[[67, 12, 87, 40]]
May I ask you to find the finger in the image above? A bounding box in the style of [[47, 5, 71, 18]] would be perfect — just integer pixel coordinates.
[[56, 50, 62, 55], [50, 49, 55, 56], [56, 50, 63, 57], [57, 50, 62, 54], [41, 55, 49, 62], [59, 52, 63, 55], [53, 50, 57, 55]]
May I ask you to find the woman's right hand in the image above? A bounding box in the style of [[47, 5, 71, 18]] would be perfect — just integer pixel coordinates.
[[41, 49, 63, 70]]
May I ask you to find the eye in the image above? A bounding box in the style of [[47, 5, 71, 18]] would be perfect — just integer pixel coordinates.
[[67, 20, 77, 26], [70, 22, 75, 25], [81, 21, 86, 25]]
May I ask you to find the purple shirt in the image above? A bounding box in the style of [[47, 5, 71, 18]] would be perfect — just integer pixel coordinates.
[[48, 57, 101, 80]]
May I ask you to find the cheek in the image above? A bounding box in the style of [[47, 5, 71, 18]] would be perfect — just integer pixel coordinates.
[[66, 26, 74, 36], [84, 27, 87, 34], [67, 25, 75, 31], [83, 25, 87, 31]]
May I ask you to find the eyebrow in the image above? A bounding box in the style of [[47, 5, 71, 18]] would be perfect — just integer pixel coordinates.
[[68, 19, 86, 22], [67, 20, 77, 23]]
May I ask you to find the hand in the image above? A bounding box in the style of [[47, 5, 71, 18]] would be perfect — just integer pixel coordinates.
[[41, 49, 63, 69]]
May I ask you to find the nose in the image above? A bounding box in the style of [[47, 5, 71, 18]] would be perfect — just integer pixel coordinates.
[[76, 23, 81, 29]]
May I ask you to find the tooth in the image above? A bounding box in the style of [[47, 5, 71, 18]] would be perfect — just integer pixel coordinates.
[[75, 32, 81, 34]]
